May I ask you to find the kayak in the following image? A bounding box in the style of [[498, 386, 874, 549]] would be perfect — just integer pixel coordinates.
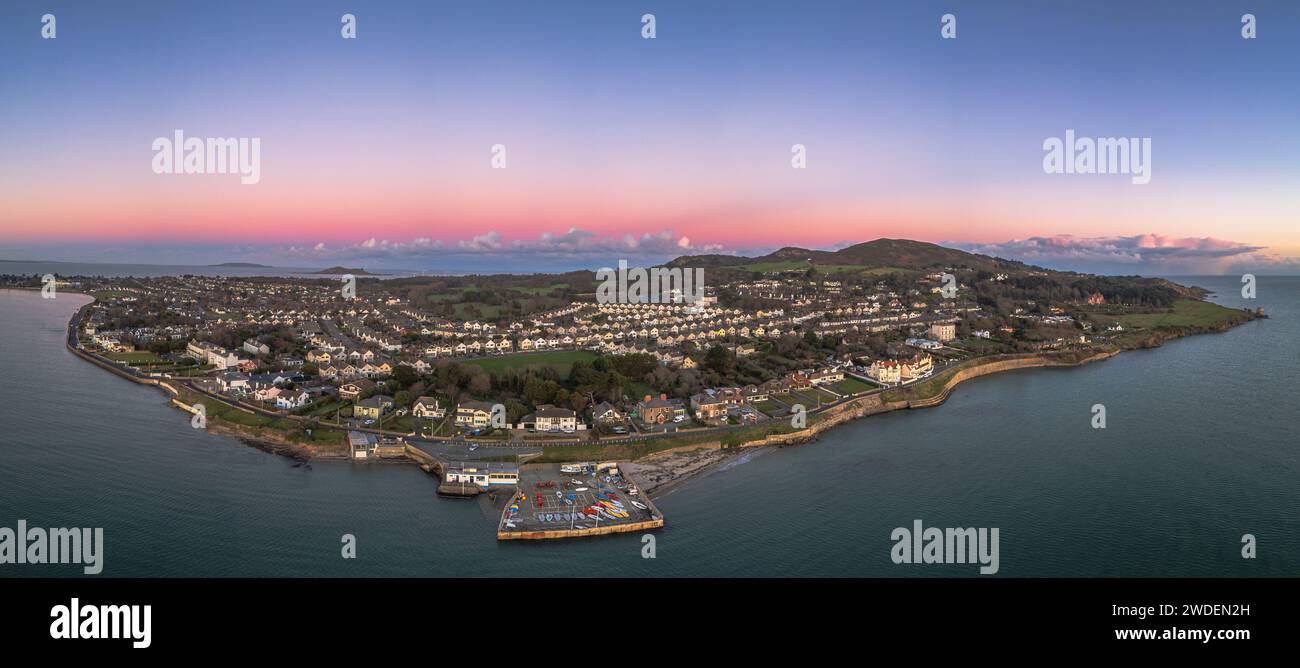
[[598, 502, 627, 518]]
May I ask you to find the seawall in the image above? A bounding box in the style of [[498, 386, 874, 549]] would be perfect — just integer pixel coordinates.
[[681, 350, 1120, 452]]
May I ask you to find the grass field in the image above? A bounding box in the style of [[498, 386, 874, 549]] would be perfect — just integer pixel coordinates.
[[368, 415, 413, 432], [300, 398, 348, 418], [832, 376, 876, 394], [467, 350, 599, 377], [1090, 299, 1245, 329], [807, 387, 839, 401], [737, 260, 904, 276], [788, 390, 829, 407], [452, 302, 505, 320], [510, 284, 568, 295], [107, 351, 168, 364], [956, 337, 1012, 354], [736, 260, 808, 273], [193, 396, 276, 428]]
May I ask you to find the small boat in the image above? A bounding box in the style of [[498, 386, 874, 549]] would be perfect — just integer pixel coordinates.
[[574, 487, 588, 492], [630, 501, 647, 510]]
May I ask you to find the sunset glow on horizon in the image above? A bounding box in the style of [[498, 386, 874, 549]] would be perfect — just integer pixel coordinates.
[[2, 1, 1298, 274]]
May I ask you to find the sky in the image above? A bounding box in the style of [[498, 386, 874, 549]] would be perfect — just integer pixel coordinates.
[[1, 0, 1297, 275]]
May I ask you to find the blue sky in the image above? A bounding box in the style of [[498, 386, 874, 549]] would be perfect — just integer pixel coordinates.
[[1, 1, 1297, 275]]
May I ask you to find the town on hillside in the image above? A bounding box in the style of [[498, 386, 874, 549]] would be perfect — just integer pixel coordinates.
[[4, 240, 1239, 458]]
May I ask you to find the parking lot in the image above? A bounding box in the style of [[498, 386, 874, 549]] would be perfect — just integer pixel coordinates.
[[499, 463, 659, 534]]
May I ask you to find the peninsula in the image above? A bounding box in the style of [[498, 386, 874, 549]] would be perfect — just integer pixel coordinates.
[[7, 239, 1258, 495]]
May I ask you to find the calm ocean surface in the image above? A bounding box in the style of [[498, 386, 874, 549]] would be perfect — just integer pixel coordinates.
[[1, 276, 1296, 577]]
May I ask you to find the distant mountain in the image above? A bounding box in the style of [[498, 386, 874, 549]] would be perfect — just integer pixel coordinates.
[[311, 266, 378, 276], [208, 262, 272, 268], [664, 238, 1025, 273]]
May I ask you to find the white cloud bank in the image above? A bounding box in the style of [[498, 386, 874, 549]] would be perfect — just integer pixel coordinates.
[[946, 234, 1297, 274], [278, 228, 724, 265]]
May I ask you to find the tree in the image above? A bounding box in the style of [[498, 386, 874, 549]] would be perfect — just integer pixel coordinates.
[[704, 345, 735, 375], [391, 364, 419, 388], [505, 399, 529, 425], [523, 377, 558, 406], [467, 371, 491, 397]]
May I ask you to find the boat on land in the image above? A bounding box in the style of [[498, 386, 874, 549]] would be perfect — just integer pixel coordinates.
[[630, 500, 648, 510]]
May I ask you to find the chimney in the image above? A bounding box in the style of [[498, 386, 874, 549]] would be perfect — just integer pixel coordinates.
[[644, 395, 652, 403], [660, 393, 667, 401]]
